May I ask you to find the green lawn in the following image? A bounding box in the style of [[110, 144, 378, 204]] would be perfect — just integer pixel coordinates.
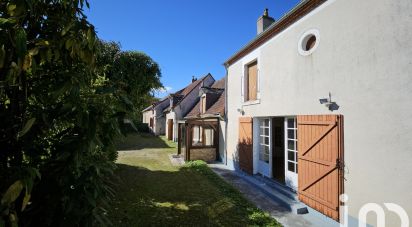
[[110, 133, 281, 226]]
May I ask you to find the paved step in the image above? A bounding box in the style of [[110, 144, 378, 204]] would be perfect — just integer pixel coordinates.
[[209, 164, 340, 227], [254, 174, 299, 201], [235, 171, 306, 214]]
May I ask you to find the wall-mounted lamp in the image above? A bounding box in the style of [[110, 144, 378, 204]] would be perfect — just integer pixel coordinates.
[[319, 92, 339, 111], [237, 108, 245, 115]]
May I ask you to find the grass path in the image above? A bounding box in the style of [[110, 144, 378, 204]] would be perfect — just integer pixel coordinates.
[[109, 133, 281, 226]]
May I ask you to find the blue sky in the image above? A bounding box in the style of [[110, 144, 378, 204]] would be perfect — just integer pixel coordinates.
[[86, 0, 300, 97]]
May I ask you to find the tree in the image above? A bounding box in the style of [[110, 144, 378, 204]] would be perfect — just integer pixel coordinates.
[[0, 1, 163, 226], [96, 41, 163, 122]]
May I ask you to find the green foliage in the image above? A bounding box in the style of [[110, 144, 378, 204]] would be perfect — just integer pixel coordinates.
[[135, 122, 150, 133], [96, 41, 163, 123], [111, 139, 281, 226], [182, 161, 281, 226], [0, 0, 163, 226]]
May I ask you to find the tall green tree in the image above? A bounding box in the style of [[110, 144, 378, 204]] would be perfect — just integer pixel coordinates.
[[0, 1, 163, 226], [96, 41, 163, 122]]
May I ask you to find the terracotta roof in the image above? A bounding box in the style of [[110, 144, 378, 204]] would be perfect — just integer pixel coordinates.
[[171, 73, 213, 107], [205, 90, 225, 116], [142, 96, 168, 112], [185, 101, 201, 117], [211, 77, 225, 89], [185, 78, 225, 118], [224, 0, 327, 66]]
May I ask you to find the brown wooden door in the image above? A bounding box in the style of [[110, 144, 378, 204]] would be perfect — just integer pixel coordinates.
[[238, 117, 253, 174], [297, 115, 344, 221], [149, 117, 153, 128], [167, 119, 173, 140]]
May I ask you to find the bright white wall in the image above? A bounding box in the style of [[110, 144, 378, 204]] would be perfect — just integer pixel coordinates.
[[226, 0, 412, 225], [218, 119, 226, 162], [142, 110, 152, 124], [178, 76, 215, 119], [152, 99, 169, 135]]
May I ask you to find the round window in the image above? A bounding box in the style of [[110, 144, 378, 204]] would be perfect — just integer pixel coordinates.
[[298, 29, 320, 56]]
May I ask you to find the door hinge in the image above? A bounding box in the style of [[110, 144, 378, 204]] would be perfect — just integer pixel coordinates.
[[336, 158, 345, 171]]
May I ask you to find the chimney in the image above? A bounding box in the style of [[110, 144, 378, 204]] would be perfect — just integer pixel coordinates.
[[192, 76, 197, 83], [257, 8, 275, 35]]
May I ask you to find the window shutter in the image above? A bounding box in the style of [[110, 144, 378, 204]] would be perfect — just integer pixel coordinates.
[[297, 115, 344, 221], [238, 117, 253, 174], [247, 62, 258, 101]]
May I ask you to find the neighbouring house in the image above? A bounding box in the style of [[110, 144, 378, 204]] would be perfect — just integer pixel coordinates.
[[177, 78, 225, 163], [223, 0, 412, 226], [164, 74, 215, 142], [142, 97, 169, 135]]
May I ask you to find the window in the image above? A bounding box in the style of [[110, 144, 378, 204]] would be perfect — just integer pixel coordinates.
[[286, 118, 298, 173], [204, 127, 214, 146], [192, 125, 214, 147], [192, 126, 203, 146], [305, 35, 316, 51], [244, 61, 258, 102], [298, 29, 320, 56], [259, 119, 270, 163]]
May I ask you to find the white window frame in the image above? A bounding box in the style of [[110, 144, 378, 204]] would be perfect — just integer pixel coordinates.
[[285, 118, 298, 173], [298, 29, 320, 56], [259, 118, 270, 163]]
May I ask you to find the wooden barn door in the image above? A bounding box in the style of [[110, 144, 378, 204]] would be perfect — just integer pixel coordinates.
[[297, 115, 344, 221], [167, 119, 173, 140], [238, 117, 253, 174]]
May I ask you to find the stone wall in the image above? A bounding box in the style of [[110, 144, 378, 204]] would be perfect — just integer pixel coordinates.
[[189, 148, 216, 162]]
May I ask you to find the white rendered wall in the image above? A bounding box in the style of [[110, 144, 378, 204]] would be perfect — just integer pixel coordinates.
[[226, 0, 412, 225]]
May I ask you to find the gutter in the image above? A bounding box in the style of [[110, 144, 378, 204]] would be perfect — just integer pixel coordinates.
[[224, 65, 228, 166], [184, 114, 223, 120], [224, 0, 314, 66]]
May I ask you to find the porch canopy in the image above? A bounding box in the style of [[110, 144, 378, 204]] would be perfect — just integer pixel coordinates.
[[179, 118, 219, 162]]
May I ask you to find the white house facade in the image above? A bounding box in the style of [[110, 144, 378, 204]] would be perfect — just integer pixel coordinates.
[[224, 0, 412, 226]]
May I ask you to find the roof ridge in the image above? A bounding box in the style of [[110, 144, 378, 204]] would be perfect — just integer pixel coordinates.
[[173, 73, 215, 107]]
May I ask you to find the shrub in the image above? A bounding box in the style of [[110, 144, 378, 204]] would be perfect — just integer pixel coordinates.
[[0, 1, 161, 226]]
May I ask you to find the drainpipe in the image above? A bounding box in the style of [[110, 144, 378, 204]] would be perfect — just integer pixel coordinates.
[[223, 63, 229, 166]]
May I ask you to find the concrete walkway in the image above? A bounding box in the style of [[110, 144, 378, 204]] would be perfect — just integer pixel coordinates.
[[168, 154, 185, 166], [209, 164, 340, 227]]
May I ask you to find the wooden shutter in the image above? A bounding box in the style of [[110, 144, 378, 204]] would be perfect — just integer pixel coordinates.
[[238, 117, 253, 174], [167, 119, 173, 140], [149, 117, 153, 127], [247, 62, 257, 101], [297, 115, 344, 221]]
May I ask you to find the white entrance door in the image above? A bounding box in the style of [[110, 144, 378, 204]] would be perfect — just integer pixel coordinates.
[[284, 117, 298, 190], [258, 118, 271, 177]]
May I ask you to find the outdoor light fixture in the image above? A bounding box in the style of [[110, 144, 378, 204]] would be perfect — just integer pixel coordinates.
[[237, 108, 245, 115], [319, 92, 338, 111]]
